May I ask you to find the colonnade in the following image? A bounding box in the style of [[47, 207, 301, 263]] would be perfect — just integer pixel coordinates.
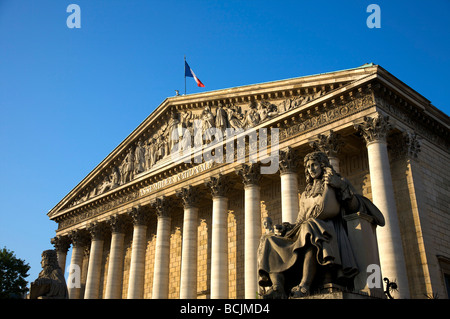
[[52, 113, 411, 299]]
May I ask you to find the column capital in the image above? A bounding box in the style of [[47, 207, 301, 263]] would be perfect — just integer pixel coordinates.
[[127, 205, 150, 226], [205, 174, 232, 197], [389, 131, 422, 162], [279, 147, 300, 174], [108, 214, 128, 234], [150, 196, 171, 218], [235, 163, 261, 187], [309, 130, 344, 158], [403, 131, 421, 160], [176, 186, 200, 208], [68, 229, 89, 248], [86, 221, 107, 241], [354, 114, 391, 145], [50, 235, 71, 253]]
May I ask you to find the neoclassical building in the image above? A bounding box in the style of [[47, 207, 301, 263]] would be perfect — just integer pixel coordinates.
[[47, 63, 450, 299]]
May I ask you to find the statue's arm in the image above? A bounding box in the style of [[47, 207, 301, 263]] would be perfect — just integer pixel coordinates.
[[338, 177, 360, 214]]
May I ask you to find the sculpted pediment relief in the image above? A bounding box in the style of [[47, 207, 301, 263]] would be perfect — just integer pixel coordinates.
[[63, 88, 332, 209], [49, 66, 383, 218]]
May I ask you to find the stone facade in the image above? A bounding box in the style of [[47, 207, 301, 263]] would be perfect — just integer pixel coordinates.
[[48, 64, 450, 299]]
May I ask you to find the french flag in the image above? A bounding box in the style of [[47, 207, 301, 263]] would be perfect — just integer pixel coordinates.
[[185, 61, 205, 87]]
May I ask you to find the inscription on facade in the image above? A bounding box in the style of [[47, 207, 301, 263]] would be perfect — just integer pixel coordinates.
[[58, 161, 214, 230], [140, 161, 214, 196]]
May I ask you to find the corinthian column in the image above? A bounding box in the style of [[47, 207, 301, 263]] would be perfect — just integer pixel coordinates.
[[279, 147, 300, 224], [151, 197, 171, 299], [309, 129, 343, 173], [205, 174, 231, 299], [51, 235, 71, 274], [127, 206, 149, 299], [355, 114, 410, 298], [105, 214, 127, 299], [68, 230, 88, 299], [84, 222, 106, 299], [235, 163, 261, 299], [176, 186, 199, 299]]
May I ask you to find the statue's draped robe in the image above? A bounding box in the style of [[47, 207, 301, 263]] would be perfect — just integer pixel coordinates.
[[258, 184, 369, 288], [30, 268, 68, 299]]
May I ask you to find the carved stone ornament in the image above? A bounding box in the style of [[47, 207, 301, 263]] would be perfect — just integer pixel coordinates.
[[235, 163, 261, 186], [150, 196, 170, 218], [279, 147, 300, 174], [404, 131, 421, 159], [50, 236, 71, 253], [127, 205, 149, 226], [86, 222, 106, 241], [309, 130, 344, 158], [205, 174, 232, 197], [68, 230, 89, 248], [354, 114, 392, 144], [108, 214, 128, 234], [176, 186, 200, 208]]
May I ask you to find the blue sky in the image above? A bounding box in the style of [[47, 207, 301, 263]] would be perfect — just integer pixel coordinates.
[[0, 0, 449, 287]]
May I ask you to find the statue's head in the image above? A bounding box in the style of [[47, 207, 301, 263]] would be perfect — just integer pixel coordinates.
[[40, 249, 59, 271], [304, 151, 333, 184]]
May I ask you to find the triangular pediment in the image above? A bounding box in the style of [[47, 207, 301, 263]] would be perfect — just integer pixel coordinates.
[[47, 63, 392, 220]]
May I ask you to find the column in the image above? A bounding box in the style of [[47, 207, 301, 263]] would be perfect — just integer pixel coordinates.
[[104, 214, 127, 299], [51, 235, 71, 274], [176, 186, 199, 299], [84, 222, 106, 299], [279, 147, 300, 224], [151, 196, 172, 299], [309, 129, 343, 173], [127, 206, 150, 299], [235, 163, 261, 299], [206, 174, 231, 299], [67, 230, 88, 299], [355, 114, 410, 298]]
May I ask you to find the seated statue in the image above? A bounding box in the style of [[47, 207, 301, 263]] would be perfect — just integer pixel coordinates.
[[258, 151, 384, 298], [30, 250, 68, 299]]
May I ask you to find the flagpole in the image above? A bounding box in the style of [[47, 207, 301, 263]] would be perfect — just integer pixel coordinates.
[[184, 55, 186, 95]]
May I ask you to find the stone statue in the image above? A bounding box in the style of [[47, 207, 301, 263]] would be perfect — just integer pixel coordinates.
[[257, 151, 384, 299], [167, 110, 180, 154], [109, 166, 120, 189], [243, 101, 261, 129], [181, 111, 194, 150], [225, 105, 244, 130], [215, 102, 229, 133], [30, 250, 68, 299], [134, 140, 145, 174], [258, 100, 279, 122], [120, 148, 134, 184], [97, 175, 111, 195], [201, 105, 216, 143]]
